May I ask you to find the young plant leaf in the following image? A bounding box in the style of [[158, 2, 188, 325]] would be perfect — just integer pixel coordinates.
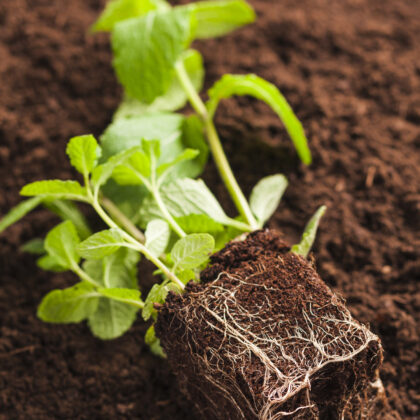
[[21, 238, 45, 255], [171, 233, 215, 270], [37, 282, 99, 323], [291, 205, 327, 258], [84, 249, 140, 339], [112, 150, 150, 186], [88, 298, 138, 340], [182, 115, 208, 171], [175, 214, 224, 234], [0, 197, 43, 234], [77, 229, 126, 259], [157, 148, 199, 176], [137, 178, 231, 226], [112, 8, 193, 103], [45, 200, 92, 240], [44, 221, 81, 270], [20, 180, 88, 202], [145, 219, 170, 257], [37, 255, 67, 272], [98, 288, 143, 308], [66, 134, 101, 177], [113, 49, 204, 117], [207, 74, 312, 165], [182, 0, 255, 39], [145, 325, 166, 358], [249, 174, 288, 226], [92, 0, 169, 32], [142, 282, 178, 321]]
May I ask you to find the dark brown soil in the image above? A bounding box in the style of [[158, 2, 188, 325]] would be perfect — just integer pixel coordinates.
[[156, 230, 388, 419], [0, 0, 419, 419]]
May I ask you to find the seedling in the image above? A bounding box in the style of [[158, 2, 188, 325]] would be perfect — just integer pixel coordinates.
[[0, 0, 323, 344]]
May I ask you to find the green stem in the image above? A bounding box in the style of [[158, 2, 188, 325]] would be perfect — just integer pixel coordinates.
[[91, 198, 184, 290], [174, 61, 258, 230], [72, 264, 100, 288], [100, 196, 145, 243]]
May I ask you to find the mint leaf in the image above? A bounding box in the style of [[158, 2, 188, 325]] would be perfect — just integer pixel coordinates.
[[145, 219, 170, 257], [207, 74, 312, 165], [44, 221, 81, 270], [175, 214, 224, 234], [157, 148, 199, 176], [77, 229, 126, 259], [112, 8, 193, 103], [171, 233, 214, 270], [98, 288, 143, 307], [92, 0, 169, 32], [145, 325, 166, 358], [177, 269, 195, 285], [45, 200, 92, 240], [249, 174, 288, 226], [88, 298, 138, 340], [291, 206, 327, 258], [37, 282, 99, 323], [183, 0, 255, 39], [92, 146, 142, 192], [112, 150, 150, 186], [0, 197, 42, 234], [66, 135, 101, 177], [37, 255, 67, 272], [20, 180, 88, 202], [142, 282, 177, 321], [182, 115, 208, 172], [137, 178, 231, 226], [21, 238, 45, 255], [113, 49, 204, 117], [84, 248, 140, 339]]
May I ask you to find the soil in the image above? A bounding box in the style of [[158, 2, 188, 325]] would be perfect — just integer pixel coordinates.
[[156, 230, 387, 419], [0, 0, 419, 419]]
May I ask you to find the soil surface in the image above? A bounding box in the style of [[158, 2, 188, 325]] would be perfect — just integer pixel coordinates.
[[157, 230, 385, 419], [0, 0, 419, 419]]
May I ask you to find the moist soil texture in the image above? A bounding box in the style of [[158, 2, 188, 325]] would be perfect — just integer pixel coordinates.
[[156, 230, 387, 419], [0, 0, 419, 419]]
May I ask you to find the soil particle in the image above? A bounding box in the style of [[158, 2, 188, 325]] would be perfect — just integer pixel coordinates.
[[0, 0, 419, 418]]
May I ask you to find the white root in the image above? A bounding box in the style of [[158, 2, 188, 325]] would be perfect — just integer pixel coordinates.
[[175, 266, 382, 420]]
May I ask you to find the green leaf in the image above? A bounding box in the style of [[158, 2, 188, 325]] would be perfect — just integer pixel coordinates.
[[177, 269, 196, 285], [157, 148, 199, 176], [84, 248, 140, 339], [44, 221, 81, 270], [98, 288, 143, 307], [37, 282, 99, 323], [142, 282, 177, 321], [175, 214, 224, 234], [112, 150, 150, 186], [137, 178, 231, 226], [145, 325, 166, 358], [77, 229, 126, 259], [249, 174, 288, 226], [92, 146, 142, 191], [92, 0, 169, 32], [113, 49, 204, 117], [20, 180, 87, 201], [101, 113, 206, 179], [183, 0, 255, 39], [0, 197, 43, 234], [171, 233, 214, 270], [45, 200, 92, 240], [37, 255, 67, 272], [84, 248, 139, 289], [145, 219, 170, 257], [291, 206, 327, 258], [112, 8, 193, 103], [21, 238, 45, 255], [207, 74, 312, 165], [88, 298, 138, 340], [66, 135, 101, 177]]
